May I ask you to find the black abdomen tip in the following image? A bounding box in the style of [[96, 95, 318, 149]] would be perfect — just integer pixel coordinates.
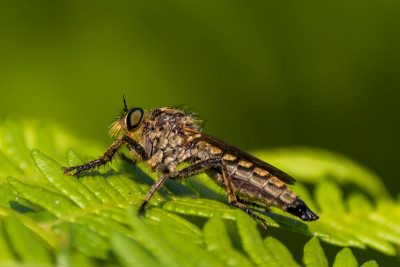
[[286, 198, 319, 221]]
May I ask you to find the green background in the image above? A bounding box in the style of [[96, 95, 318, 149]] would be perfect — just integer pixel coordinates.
[[1, 1, 399, 196]]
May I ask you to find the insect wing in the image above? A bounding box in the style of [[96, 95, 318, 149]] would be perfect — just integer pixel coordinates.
[[183, 127, 296, 185]]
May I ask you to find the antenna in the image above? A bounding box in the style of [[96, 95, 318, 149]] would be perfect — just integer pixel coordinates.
[[123, 95, 128, 112]]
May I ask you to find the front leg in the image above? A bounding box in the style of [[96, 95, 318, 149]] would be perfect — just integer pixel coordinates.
[[63, 135, 147, 177]]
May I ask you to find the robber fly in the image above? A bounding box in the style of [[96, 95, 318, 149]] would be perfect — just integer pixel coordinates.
[[63, 97, 318, 228]]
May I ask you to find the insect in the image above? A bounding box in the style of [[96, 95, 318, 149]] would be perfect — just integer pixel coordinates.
[[63, 97, 318, 228]]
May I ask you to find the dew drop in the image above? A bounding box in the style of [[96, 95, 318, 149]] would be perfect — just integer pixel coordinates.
[[55, 200, 60, 205]]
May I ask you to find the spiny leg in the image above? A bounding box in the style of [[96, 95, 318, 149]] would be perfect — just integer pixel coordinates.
[[219, 161, 237, 203], [63, 135, 146, 177], [233, 202, 268, 229], [119, 136, 153, 165], [139, 158, 223, 215], [139, 174, 168, 215], [169, 158, 223, 179], [236, 197, 269, 212], [122, 136, 148, 160]]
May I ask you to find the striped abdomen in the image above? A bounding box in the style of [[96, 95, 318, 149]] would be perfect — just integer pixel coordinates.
[[219, 153, 298, 210], [196, 141, 318, 221]]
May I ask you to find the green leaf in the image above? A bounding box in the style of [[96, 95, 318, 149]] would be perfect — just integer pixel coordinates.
[[0, 118, 33, 174], [157, 218, 225, 267], [264, 237, 298, 267], [236, 212, 275, 266], [110, 230, 160, 267], [203, 216, 253, 267], [0, 206, 59, 250], [146, 207, 202, 243], [55, 222, 110, 260], [303, 237, 329, 267], [361, 261, 379, 267], [32, 149, 98, 208], [314, 181, 398, 255], [125, 208, 194, 267], [56, 225, 98, 267], [332, 248, 358, 267], [8, 176, 79, 217], [163, 196, 279, 228], [316, 179, 346, 215], [4, 214, 53, 264], [0, 220, 15, 261], [57, 251, 96, 267], [0, 119, 396, 266], [0, 150, 23, 179]]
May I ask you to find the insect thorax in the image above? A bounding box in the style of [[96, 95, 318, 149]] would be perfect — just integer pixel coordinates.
[[140, 107, 204, 173]]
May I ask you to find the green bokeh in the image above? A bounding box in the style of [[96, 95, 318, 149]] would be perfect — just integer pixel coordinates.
[[1, 0, 399, 198]]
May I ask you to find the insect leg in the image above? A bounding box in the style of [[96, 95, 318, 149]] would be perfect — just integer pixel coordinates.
[[219, 161, 268, 229], [168, 158, 223, 179], [236, 197, 269, 212], [174, 158, 238, 204], [139, 158, 268, 228], [219, 161, 238, 203], [63, 135, 146, 177], [139, 158, 223, 215], [122, 135, 148, 160], [118, 152, 136, 166], [232, 202, 268, 229], [169, 158, 267, 228], [139, 174, 168, 215]]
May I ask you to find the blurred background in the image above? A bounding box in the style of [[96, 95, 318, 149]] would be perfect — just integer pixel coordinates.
[[1, 1, 400, 191]]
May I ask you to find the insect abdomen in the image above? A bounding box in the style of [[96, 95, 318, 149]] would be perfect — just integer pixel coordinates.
[[223, 157, 297, 209], [220, 155, 319, 221]]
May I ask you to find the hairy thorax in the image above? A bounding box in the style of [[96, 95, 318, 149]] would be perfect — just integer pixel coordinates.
[[140, 107, 203, 173]]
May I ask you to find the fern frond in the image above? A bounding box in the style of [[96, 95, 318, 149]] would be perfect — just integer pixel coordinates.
[[0, 118, 397, 266]]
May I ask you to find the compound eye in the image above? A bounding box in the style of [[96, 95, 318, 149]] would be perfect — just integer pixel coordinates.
[[126, 108, 144, 131]]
